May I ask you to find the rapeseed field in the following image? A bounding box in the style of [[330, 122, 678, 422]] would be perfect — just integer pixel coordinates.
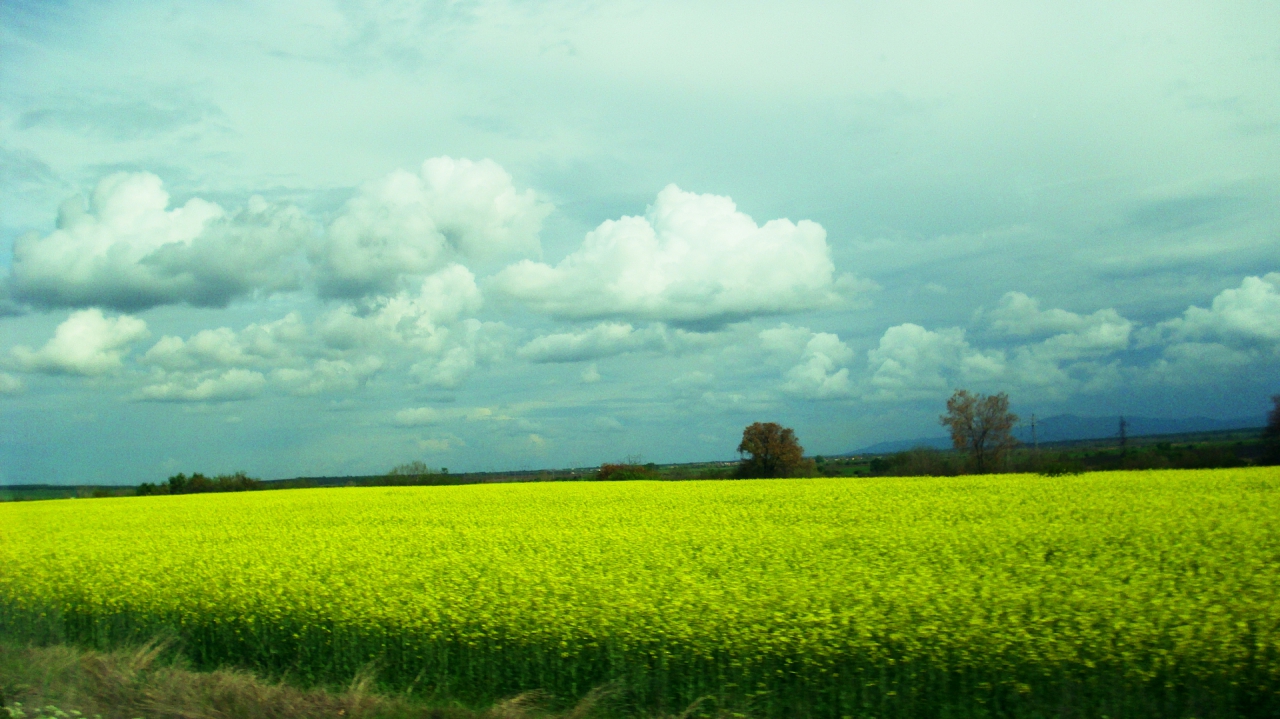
[[1, 469, 1278, 717]]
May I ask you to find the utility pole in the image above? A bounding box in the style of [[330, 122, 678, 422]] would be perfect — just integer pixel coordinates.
[[1119, 415, 1128, 456], [1030, 413, 1038, 453]]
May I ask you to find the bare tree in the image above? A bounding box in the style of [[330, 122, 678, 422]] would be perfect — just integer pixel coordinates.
[[736, 422, 809, 478], [388, 461, 434, 477], [940, 390, 1019, 474]]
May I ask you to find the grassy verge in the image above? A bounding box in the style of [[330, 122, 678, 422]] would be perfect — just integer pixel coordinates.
[[0, 639, 682, 719]]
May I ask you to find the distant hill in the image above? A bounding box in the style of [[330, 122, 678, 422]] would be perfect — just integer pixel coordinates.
[[850, 414, 1265, 455], [1014, 414, 1264, 443]]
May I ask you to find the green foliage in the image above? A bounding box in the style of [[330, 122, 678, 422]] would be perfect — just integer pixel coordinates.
[[866, 437, 1256, 479], [1, 704, 101, 719], [1016, 444, 1246, 473], [867, 448, 964, 477], [1007, 450, 1085, 476]]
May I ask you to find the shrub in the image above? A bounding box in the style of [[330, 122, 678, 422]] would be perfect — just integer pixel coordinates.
[[868, 448, 963, 477]]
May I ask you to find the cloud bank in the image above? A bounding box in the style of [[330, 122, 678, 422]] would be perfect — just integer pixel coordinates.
[[11, 173, 313, 311], [1148, 273, 1280, 347], [1143, 273, 1280, 380], [2, 156, 1275, 471], [8, 158, 550, 312]]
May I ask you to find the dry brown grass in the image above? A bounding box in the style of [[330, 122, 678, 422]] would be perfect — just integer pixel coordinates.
[[0, 640, 670, 719]]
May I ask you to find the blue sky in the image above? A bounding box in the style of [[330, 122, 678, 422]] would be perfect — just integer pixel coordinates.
[[1, 0, 1278, 484]]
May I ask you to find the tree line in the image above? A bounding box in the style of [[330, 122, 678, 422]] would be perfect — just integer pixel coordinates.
[[720, 390, 1021, 479], [727, 389, 1280, 479], [130, 391, 1280, 494], [136, 471, 263, 495]]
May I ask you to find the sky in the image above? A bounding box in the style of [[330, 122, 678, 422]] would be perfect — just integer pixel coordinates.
[[1, 0, 1278, 484]]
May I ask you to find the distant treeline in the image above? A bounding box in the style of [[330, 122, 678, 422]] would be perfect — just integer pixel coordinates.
[[104, 410, 1279, 498], [136, 471, 264, 495], [861, 439, 1265, 478], [134, 463, 474, 497], [126, 462, 733, 498]]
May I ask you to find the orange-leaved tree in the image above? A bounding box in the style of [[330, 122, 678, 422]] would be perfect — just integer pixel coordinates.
[[736, 422, 808, 478]]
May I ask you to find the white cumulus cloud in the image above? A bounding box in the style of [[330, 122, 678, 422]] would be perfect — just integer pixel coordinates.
[[139, 311, 386, 400], [1145, 341, 1258, 384], [142, 313, 309, 371], [967, 292, 1132, 395], [517, 322, 670, 363], [8, 158, 547, 311], [135, 266, 498, 396], [410, 333, 489, 388], [1137, 273, 1280, 382], [317, 265, 484, 350], [315, 157, 549, 298], [866, 323, 1005, 401], [759, 324, 855, 399], [10, 309, 148, 375], [493, 184, 849, 325], [418, 435, 464, 453], [986, 291, 1131, 343], [984, 293, 1132, 391], [316, 265, 502, 388], [781, 331, 855, 399], [412, 321, 511, 388], [0, 373, 23, 394], [1146, 273, 1280, 347], [862, 291, 1137, 401], [135, 368, 267, 402], [394, 406, 441, 426], [11, 173, 312, 310], [272, 357, 383, 396]]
